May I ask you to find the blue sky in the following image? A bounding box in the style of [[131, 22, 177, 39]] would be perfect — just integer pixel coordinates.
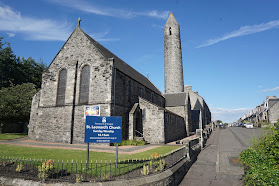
[[1, 0, 279, 123]]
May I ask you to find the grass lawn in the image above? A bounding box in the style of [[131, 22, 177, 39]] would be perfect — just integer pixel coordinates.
[[0, 133, 28, 140], [0, 144, 181, 162], [0, 144, 182, 179]]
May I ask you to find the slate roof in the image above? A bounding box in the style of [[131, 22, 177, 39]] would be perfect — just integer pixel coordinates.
[[163, 92, 187, 106], [80, 28, 162, 95]]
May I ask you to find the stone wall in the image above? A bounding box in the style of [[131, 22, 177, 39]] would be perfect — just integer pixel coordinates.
[[138, 97, 165, 144], [72, 104, 111, 143], [184, 85, 211, 129], [164, 110, 186, 143], [269, 101, 279, 124], [29, 105, 73, 143], [166, 106, 188, 136], [113, 70, 165, 140]]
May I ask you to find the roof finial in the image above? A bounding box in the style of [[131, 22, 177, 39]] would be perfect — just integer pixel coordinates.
[[147, 72, 149, 79], [78, 17, 81, 26]]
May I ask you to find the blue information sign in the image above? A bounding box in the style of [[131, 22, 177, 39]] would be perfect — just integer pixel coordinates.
[[84, 116, 122, 143]]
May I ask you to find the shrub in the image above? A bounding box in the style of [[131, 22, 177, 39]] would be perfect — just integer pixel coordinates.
[[239, 120, 279, 185], [114, 139, 146, 146]]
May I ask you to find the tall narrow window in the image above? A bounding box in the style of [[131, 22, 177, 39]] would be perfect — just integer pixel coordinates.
[[56, 68, 67, 106], [79, 65, 90, 104], [169, 27, 172, 35]]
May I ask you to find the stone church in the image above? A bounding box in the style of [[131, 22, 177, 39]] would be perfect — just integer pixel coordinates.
[[28, 13, 211, 144]]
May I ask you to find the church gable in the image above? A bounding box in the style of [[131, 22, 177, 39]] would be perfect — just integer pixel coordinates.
[[40, 25, 113, 107]]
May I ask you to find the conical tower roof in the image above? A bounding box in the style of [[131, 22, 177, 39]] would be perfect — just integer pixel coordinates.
[[165, 13, 179, 27]]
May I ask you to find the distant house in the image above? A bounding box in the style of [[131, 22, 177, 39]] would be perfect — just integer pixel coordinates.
[[240, 96, 279, 124]]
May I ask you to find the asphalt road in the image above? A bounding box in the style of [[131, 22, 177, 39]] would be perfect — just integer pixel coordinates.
[[179, 127, 265, 186]]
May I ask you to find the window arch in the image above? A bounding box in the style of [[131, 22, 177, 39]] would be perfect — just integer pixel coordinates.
[[56, 68, 67, 106], [79, 65, 90, 104]]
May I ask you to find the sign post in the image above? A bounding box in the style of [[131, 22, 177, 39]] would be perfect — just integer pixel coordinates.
[[86, 143, 89, 168], [85, 116, 122, 167]]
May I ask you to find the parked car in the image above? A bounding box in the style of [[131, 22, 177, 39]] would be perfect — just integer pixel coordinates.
[[245, 123, 254, 129]]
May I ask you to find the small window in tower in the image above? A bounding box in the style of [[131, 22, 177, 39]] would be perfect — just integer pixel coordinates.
[[169, 27, 172, 35]]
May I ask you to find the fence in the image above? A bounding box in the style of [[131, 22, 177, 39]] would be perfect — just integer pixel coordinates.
[[0, 146, 189, 183]]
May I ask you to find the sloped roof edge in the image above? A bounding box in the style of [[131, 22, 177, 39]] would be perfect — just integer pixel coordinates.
[[79, 27, 162, 95]]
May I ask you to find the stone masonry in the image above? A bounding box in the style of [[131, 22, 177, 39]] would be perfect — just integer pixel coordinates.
[[164, 13, 184, 93]]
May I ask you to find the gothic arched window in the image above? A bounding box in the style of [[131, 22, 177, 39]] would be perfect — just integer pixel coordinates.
[[79, 65, 90, 104], [56, 68, 67, 106]]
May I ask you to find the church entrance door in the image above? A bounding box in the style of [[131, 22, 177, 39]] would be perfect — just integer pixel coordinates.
[[135, 109, 143, 137]]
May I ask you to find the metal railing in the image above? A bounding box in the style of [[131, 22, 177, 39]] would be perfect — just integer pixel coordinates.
[[0, 147, 187, 183], [135, 130, 144, 137]]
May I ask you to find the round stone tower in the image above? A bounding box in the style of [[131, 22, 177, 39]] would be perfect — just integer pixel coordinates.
[[164, 13, 184, 93]]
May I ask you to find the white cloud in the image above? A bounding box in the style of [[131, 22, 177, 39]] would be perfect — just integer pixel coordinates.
[[210, 107, 251, 123], [262, 86, 279, 92], [0, 5, 118, 42], [88, 31, 120, 42], [47, 0, 169, 19], [7, 32, 15, 37], [0, 5, 72, 41], [197, 20, 279, 48]]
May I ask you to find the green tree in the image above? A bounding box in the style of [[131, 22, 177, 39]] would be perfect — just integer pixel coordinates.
[[0, 83, 36, 123], [0, 37, 18, 88], [16, 57, 46, 89], [0, 37, 47, 89], [0, 37, 47, 132], [216, 120, 223, 124]]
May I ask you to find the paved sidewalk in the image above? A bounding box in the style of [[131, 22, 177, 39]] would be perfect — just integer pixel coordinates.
[[179, 129, 244, 186], [0, 135, 195, 154]]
